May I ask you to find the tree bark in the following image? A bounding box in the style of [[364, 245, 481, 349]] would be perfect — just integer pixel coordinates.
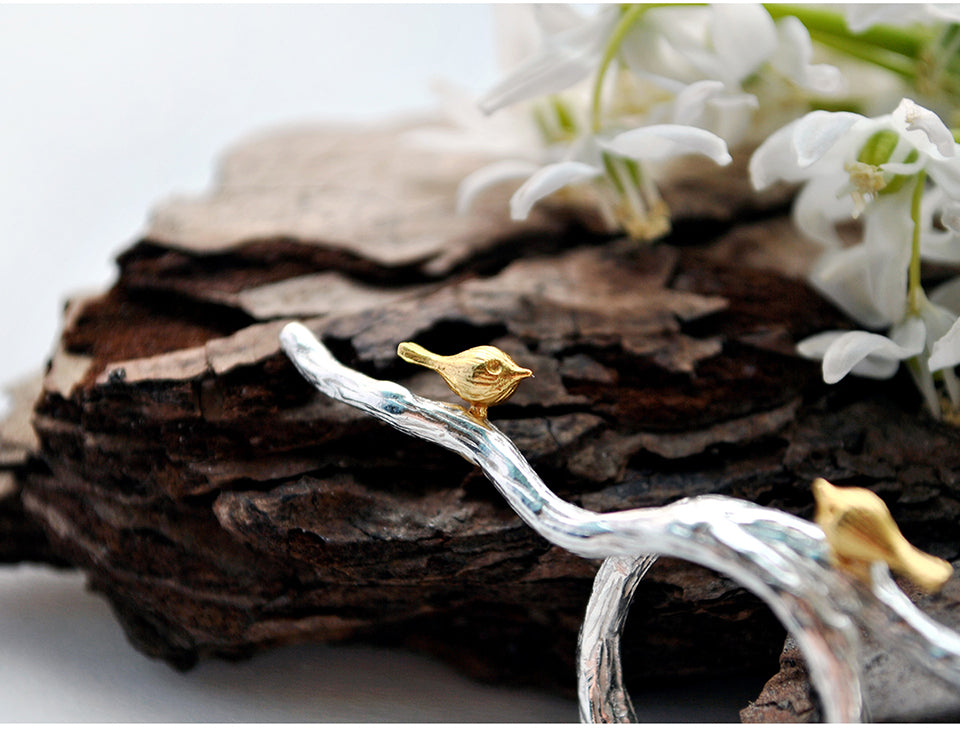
[[6, 124, 960, 718]]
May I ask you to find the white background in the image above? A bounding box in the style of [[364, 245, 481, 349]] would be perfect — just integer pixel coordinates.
[[0, 4, 755, 722], [0, 3, 499, 387]]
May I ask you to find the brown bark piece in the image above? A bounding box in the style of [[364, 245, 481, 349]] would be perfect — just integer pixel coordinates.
[[8, 125, 960, 720], [743, 575, 960, 723], [739, 636, 820, 723], [142, 124, 597, 278]]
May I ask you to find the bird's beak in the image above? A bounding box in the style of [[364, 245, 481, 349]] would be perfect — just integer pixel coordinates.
[[513, 367, 534, 379], [811, 478, 836, 510]]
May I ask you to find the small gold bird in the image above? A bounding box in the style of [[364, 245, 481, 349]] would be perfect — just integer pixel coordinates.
[[812, 478, 953, 593], [397, 341, 534, 421]]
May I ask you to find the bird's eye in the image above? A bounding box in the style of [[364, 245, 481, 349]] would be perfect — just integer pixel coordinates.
[[486, 360, 503, 375]]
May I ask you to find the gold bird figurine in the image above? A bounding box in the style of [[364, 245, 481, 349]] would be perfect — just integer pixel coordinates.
[[397, 341, 534, 421], [812, 478, 953, 593]]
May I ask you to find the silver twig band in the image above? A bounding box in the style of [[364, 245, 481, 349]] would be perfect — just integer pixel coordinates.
[[280, 321, 960, 722]]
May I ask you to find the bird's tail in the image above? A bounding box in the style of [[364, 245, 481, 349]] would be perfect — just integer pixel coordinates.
[[892, 542, 954, 593], [397, 342, 440, 370]]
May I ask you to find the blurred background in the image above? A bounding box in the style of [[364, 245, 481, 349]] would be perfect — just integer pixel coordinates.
[[0, 4, 499, 389], [0, 4, 756, 722]]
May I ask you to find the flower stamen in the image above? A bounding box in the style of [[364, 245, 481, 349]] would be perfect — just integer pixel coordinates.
[[841, 161, 888, 216]]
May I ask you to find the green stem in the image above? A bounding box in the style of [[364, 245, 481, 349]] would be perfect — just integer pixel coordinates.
[[601, 151, 626, 195], [591, 4, 646, 132], [763, 4, 960, 93], [805, 28, 918, 81], [909, 169, 928, 313]]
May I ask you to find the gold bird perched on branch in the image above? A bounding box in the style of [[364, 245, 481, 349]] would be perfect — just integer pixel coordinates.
[[812, 478, 954, 593], [397, 342, 534, 421]]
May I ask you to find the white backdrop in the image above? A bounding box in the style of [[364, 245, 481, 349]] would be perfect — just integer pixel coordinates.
[[0, 3, 499, 387], [0, 4, 756, 722]]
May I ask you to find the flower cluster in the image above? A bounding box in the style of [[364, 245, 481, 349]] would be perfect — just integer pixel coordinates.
[[415, 4, 960, 419], [752, 97, 960, 418], [419, 4, 857, 241]]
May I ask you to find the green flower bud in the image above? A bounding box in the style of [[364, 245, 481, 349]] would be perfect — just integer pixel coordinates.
[[857, 129, 899, 167]]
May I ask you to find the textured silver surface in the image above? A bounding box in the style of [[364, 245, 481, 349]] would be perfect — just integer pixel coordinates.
[[576, 554, 655, 722], [280, 321, 960, 723]]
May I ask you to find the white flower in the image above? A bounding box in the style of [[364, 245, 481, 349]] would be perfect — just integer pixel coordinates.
[[930, 314, 960, 374], [477, 6, 619, 115], [620, 5, 779, 91], [405, 6, 585, 160], [798, 298, 959, 418], [602, 123, 732, 166], [793, 183, 960, 416], [508, 157, 601, 221], [480, 4, 844, 148], [456, 159, 541, 215], [751, 109, 891, 243], [912, 297, 960, 411], [619, 5, 844, 143], [797, 318, 925, 383], [751, 98, 960, 248], [911, 186, 960, 265], [768, 15, 847, 98], [750, 108, 875, 186], [928, 277, 960, 382], [490, 4, 586, 72], [641, 77, 760, 146], [806, 187, 913, 329], [462, 123, 731, 240], [892, 98, 956, 158]]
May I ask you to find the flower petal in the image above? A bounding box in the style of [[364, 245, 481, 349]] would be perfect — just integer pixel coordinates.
[[529, 4, 583, 36], [792, 173, 854, 249], [602, 124, 732, 166], [770, 14, 845, 97], [749, 120, 801, 189], [920, 228, 960, 264], [906, 356, 941, 418], [919, 297, 959, 348], [930, 275, 960, 313], [880, 160, 926, 176], [942, 202, 960, 232], [456, 160, 540, 214], [770, 15, 811, 82], [796, 330, 852, 359], [861, 187, 914, 320], [804, 64, 847, 96], [671, 80, 727, 126], [890, 315, 928, 353], [619, 8, 705, 89], [798, 331, 898, 381], [819, 322, 923, 383], [929, 316, 960, 372], [808, 247, 889, 329], [697, 91, 758, 144], [479, 51, 595, 116], [478, 9, 617, 114], [942, 363, 960, 408], [806, 192, 913, 330], [710, 4, 777, 84], [509, 161, 601, 220], [892, 98, 956, 159], [928, 159, 960, 200], [792, 110, 863, 168]]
